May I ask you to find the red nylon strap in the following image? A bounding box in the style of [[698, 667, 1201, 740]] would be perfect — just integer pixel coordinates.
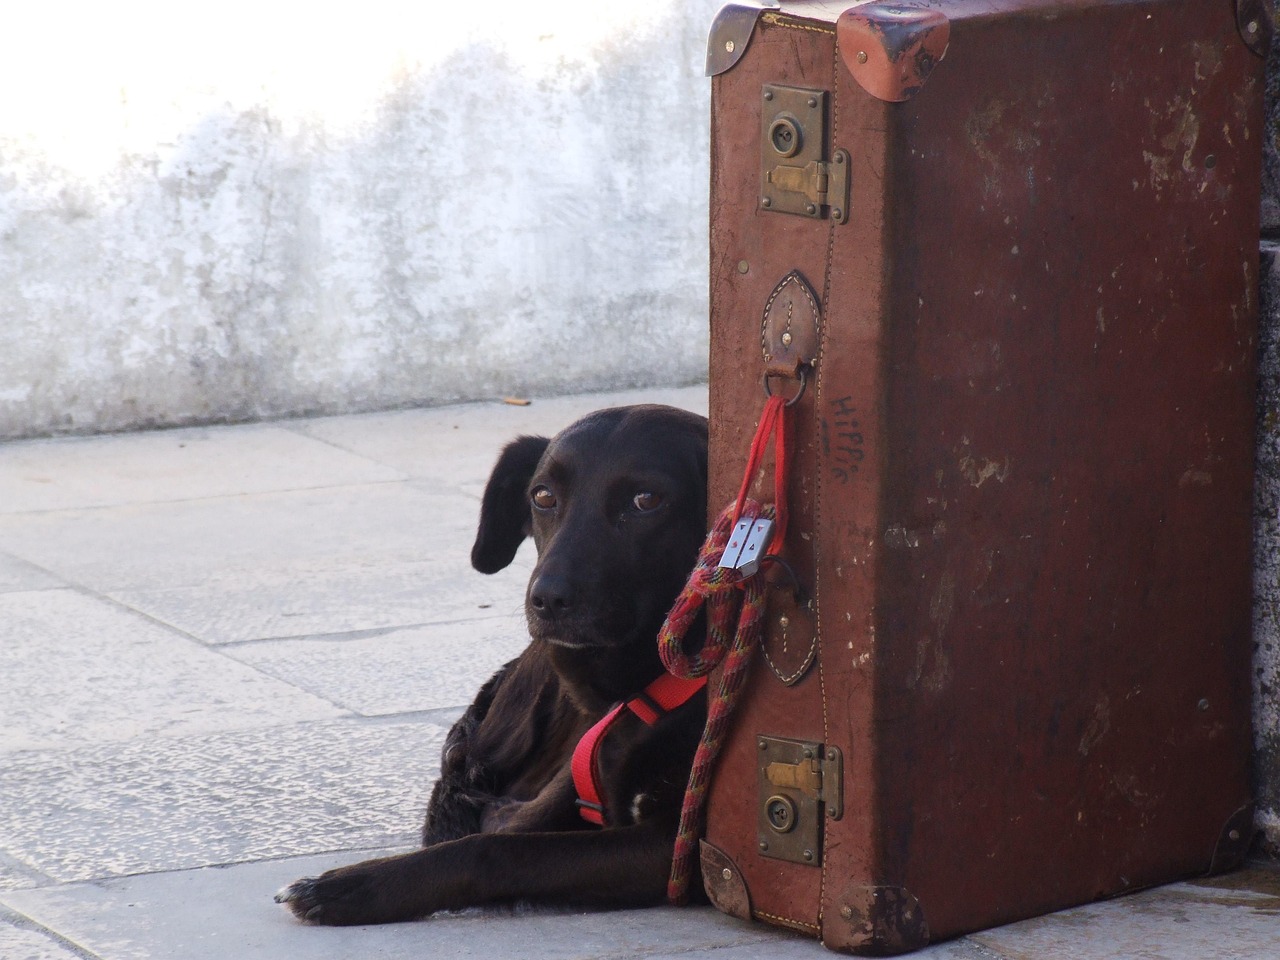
[[571, 672, 707, 826], [731, 393, 789, 555]]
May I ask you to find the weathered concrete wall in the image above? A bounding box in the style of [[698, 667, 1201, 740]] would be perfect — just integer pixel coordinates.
[[0, 2, 719, 439]]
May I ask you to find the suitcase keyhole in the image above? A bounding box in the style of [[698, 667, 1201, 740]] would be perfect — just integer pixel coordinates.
[[766, 794, 798, 833], [769, 117, 802, 159]]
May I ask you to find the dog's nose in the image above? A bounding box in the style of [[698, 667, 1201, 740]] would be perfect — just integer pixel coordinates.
[[529, 573, 574, 619]]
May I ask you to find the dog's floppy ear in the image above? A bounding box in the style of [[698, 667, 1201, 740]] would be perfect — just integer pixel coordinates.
[[471, 435, 550, 574]]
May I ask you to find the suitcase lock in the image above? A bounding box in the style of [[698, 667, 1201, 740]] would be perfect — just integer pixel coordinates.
[[760, 84, 849, 224], [757, 735, 843, 867]]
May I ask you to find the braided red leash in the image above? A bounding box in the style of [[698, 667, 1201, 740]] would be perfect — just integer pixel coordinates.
[[658, 394, 792, 904], [657, 500, 771, 903]]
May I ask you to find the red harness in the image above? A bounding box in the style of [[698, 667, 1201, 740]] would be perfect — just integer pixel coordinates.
[[570, 672, 707, 826]]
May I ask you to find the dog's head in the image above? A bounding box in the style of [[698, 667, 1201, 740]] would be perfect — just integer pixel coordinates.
[[472, 404, 708, 666]]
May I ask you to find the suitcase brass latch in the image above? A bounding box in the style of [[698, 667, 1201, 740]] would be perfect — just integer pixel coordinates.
[[757, 735, 843, 867], [759, 85, 849, 224]]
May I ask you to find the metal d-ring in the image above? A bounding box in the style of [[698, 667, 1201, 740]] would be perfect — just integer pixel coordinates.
[[762, 554, 805, 605], [762, 366, 809, 407]]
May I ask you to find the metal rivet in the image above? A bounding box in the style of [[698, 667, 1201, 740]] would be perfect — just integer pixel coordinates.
[[803, 747, 814, 759], [807, 97, 818, 108], [1205, 154, 1217, 169], [780, 332, 792, 347], [1229, 829, 1241, 841], [759, 840, 769, 851], [737, 260, 750, 274], [803, 849, 814, 861], [1198, 698, 1210, 711], [722, 867, 733, 881], [764, 90, 774, 101], [827, 749, 838, 761], [840, 905, 854, 920], [805, 203, 816, 215], [759, 739, 768, 750], [761, 196, 772, 208], [725, 40, 736, 53], [832, 208, 843, 220], [1248, 20, 1259, 34], [857, 51, 868, 64]]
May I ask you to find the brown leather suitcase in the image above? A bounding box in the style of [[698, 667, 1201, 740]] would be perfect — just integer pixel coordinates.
[[699, 0, 1268, 953]]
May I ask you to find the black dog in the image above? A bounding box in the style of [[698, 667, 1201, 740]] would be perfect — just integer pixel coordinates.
[[276, 404, 709, 924]]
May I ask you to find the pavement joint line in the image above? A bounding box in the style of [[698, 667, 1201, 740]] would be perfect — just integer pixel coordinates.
[[0, 551, 72, 589], [0, 475, 419, 520], [4, 845, 426, 886], [269, 424, 416, 480], [337, 706, 468, 727], [0, 905, 104, 960], [215, 612, 531, 648], [55, 584, 227, 651]]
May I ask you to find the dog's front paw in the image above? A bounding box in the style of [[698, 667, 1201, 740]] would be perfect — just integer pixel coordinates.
[[275, 851, 438, 926], [274, 868, 385, 926]]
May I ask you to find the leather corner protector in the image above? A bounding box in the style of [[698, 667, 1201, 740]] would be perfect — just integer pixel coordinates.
[[836, 4, 950, 103], [1208, 802, 1256, 873], [761, 270, 821, 379], [1235, 0, 1274, 56], [707, 2, 779, 76], [823, 885, 930, 956], [700, 839, 753, 921]]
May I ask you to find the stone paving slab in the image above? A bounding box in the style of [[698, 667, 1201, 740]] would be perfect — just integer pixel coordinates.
[[0, 483, 487, 594], [293, 385, 709, 495], [0, 554, 62, 594], [0, 718, 447, 884], [224, 614, 530, 715], [0, 589, 342, 754], [109, 552, 533, 645], [969, 865, 1280, 960], [3, 385, 1277, 959], [0, 425, 405, 515], [3, 858, 1276, 960], [0, 849, 821, 960]]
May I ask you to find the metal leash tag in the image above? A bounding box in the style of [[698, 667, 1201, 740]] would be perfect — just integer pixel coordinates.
[[718, 515, 775, 577]]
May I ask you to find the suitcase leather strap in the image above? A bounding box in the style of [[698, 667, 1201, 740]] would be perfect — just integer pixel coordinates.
[[570, 671, 707, 826]]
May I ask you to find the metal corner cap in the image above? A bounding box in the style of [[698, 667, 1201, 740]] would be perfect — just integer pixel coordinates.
[[699, 839, 753, 920], [823, 883, 930, 954], [836, 4, 951, 102], [706, 2, 778, 76]]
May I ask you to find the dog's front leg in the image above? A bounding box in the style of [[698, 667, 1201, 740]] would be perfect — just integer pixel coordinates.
[[275, 822, 676, 925]]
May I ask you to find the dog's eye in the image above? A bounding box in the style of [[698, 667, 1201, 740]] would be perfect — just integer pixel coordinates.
[[531, 486, 557, 510], [631, 492, 663, 513]]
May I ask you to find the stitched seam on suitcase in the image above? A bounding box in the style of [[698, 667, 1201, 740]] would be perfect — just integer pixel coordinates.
[[755, 909, 821, 933], [814, 27, 839, 936], [762, 13, 834, 36]]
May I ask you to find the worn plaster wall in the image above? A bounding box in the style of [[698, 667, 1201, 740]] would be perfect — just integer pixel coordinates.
[[0, 2, 720, 439]]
